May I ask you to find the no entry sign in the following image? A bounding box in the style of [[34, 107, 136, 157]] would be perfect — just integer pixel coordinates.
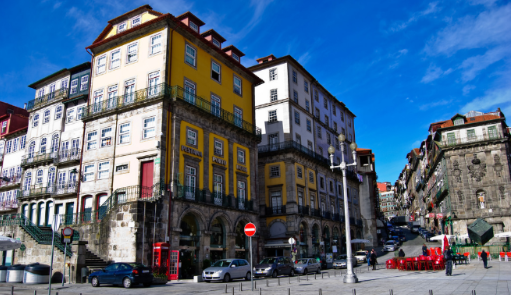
[[244, 223, 256, 237]]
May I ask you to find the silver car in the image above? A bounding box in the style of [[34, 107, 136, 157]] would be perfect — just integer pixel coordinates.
[[384, 240, 398, 252], [333, 254, 358, 269], [293, 258, 321, 275], [202, 259, 251, 282]]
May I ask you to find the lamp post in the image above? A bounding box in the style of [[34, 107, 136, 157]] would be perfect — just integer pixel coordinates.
[[327, 133, 358, 284]]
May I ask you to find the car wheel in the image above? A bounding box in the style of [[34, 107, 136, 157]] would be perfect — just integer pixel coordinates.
[[245, 272, 251, 281], [289, 269, 295, 277], [272, 270, 278, 278], [143, 283, 151, 287], [123, 277, 132, 288], [91, 277, 100, 287], [223, 273, 231, 282]]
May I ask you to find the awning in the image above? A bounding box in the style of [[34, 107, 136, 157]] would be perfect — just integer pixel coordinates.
[[0, 236, 21, 251], [264, 243, 290, 248], [495, 232, 511, 238]]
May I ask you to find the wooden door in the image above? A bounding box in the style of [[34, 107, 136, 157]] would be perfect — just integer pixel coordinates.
[[140, 161, 154, 199]]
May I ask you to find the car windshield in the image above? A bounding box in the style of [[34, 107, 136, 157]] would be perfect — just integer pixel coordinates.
[[259, 258, 278, 264], [128, 263, 146, 268], [336, 256, 347, 260], [355, 251, 366, 256], [296, 259, 309, 264], [211, 260, 233, 267], [386, 241, 394, 245]]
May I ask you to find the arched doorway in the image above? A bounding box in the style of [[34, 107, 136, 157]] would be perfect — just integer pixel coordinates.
[[30, 203, 37, 224], [210, 218, 226, 262], [82, 196, 92, 223], [323, 226, 331, 254], [235, 221, 248, 259], [340, 227, 347, 254], [312, 224, 320, 257], [37, 202, 45, 226], [46, 201, 54, 226], [179, 213, 200, 279], [299, 222, 308, 258]]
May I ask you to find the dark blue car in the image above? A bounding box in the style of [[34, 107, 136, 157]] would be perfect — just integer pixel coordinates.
[[89, 262, 153, 288]]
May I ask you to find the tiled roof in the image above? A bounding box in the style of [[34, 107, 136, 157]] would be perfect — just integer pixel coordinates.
[[439, 114, 501, 128], [377, 182, 388, 192]]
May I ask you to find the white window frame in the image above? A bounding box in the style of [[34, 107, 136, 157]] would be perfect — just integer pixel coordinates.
[[98, 161, 110, 179], [101, 127, 112, 147], [233, 76, 242, 95], [43, 109, 50, 124], [186, 129, 197, 146], [238, 149, 245, 164], [143, 117, 156, 139], [304, 81, 309, 93], [292, 70, 297, 83], [117, 22, 127, 33], [212, 38, 221, 48], [110, 49, 121, 69], [87, 131, 98, 150], [211, 60, 221, 82], [185, 44, 197, 67], [131, 15, 141, 27], [70, 79, 78, 94], [270, 89, 278, 102], [214, 139, 223, 156], [118, 122, 131, 144], [189, 21, 198, 32], [55, 105, 63, 120], [126, 42, 138, 64], [33, 114, 39, 127], [268, 110, 277, 123], [96, 55, 106, 75], [83, 164, 95, 182], [232, 53, 239, 62], [66, 109, 75, 123], [306, 119, 312, 132], [80, 75, 89, 91], [269, 68, 278, 81], [150, 33, 162, 55], [294, 111, 300, 125]]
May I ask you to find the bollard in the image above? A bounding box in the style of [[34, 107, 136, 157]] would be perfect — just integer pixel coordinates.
[[255, 281, 257, 289], [56, 293, 59, 295], [321, 272, 324, 279], [240, 282, 242, 291], [289, 276, 290, 284], [278, 277, 280, 285], [225, 284, 228, 293], [328, 272, 330, 278], [34, 291, 37, 295], [260, 288, 262, 295], [319, 288, 322, 295], [389, 290, 394, 295], [314, 273, 317, 280], [288, 288, 290, 295], [334, 270, 336, 277], [11, 286, 13, 295], [306, 274, 308, 281], [353, 289, 356, 295], [266, 279, 269, 287], [471, 291, 476, 295], [298, 275, 300, 282], [232, 287, 234, 295], [429, 290, 433, 295]]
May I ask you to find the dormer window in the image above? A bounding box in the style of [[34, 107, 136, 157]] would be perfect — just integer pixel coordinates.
[[190, 21, 199, 32], [212, 38, 221, 48], [454, 118, 464, 126], [131, 15, 141, 27], [232, 53, 240, 62], [118, 22, 127, 33]]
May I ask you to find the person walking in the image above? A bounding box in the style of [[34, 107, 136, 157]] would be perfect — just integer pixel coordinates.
[[422, 244, 428, 256], [481, 250, 488, 269], [443, 247, 454, 276], [398, 249, 405, 257], [370, 249, 377, 270], [366, 251, 371, 267]]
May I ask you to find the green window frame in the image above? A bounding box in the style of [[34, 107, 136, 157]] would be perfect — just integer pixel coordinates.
[[488, 126, 498, 140], [447, 133, 455, 146], [467, 129, 476, 140]]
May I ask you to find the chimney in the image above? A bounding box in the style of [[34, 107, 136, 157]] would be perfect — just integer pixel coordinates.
[[256, 54, 277, 64], [176, 11, 205, 33], [23, 103, 27, 110]]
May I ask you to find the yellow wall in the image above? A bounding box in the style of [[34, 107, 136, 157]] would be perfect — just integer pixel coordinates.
[[179, 121, 204, 187], [169, 33, 254, 125], [307, 169, 316, 190], [103, 12, 159, 40], [233, 143, 250, 200], [208, 133, 229, 194], [264, 162, 286, 206]]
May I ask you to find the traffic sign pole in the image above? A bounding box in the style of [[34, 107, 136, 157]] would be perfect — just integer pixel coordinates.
[[244, 223, 256, 292], [62, 242, 67, 286]]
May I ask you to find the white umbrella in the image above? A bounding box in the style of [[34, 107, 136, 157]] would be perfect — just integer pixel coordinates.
[[351, 239, 371, 244], [0, 235, 21, 251], [495, 232, 511, 238], [457, 234, 469, 239], [430, 234, 455, 241]]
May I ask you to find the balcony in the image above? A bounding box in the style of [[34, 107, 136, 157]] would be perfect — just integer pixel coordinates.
[[0, 192, 19, 211], [310, 208, 321, 217], [235, 197, 254, 211], [265, 205, 286, 216], [174, 186, 254, 211], [323, 211, 331, 219], [298, 205, 309, 215], [21, 186, 51, 199], [52, 182, 78, 196], [210, 192, 233, 207], [435, 183, 449, 202], [21, 152, 55, 168], [176, 185, 207, 202], [441, 134, 505, 147], [54, 149, 81, 165], [0, 174, 22, 188], [258, 141, 328, 166], [332, 213, 340, 221], [27, 89, 69, 111]]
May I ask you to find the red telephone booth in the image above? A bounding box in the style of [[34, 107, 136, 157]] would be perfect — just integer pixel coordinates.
[[153, 242, 170, 280]]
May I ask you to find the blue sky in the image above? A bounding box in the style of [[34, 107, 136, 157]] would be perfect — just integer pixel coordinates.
[[1, 0, 510, 183]]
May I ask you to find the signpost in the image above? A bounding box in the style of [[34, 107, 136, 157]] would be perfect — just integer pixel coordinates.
[[288, 237, 295, 262], [61, 227, 74, 286], [244, 223, 256, 291]]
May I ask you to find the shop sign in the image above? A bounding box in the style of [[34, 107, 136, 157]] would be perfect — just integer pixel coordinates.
[[212, 156, 226, 165], [236, 164, 247, 173], [428, 213, 435, 218], [181, 145, 202, 157], [436, 213, 444, 219], [326, 253, 333, 263]]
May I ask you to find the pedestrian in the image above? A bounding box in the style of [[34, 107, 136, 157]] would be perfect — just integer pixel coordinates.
[[422, 244, 428, 256], [481, 250, 488, 269], [398, 249, 405, 257], [366, 251, 371, 266], [443, 246, 453, 276], [370, 249, 377, 270]]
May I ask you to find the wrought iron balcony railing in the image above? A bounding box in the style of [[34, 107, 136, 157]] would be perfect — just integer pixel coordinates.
[[53, 182, 78, 196], [258, 141, 328, 166], [0, 174, 22, 187], [176, 185, 207, 202], [54, 148, 81, 164], [27, 89, 69, 111], [441, 134, 504, 147], [175, 186, 254, 211], [21, 152, 56, 167], [265, 205, 286, 216], [310, 208, 321, 217], [21, 185, 52, 198], [0, 195, 19, 211], [210, 191, 233, 207], [235, 197, 253, 211], [298, 205, 309, 215]]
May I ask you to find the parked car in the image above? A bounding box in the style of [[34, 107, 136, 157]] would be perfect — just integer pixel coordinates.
[[293, 258, 321, 274], [384, 240, 398, 252], [253, 257, 295, 278], [390, 236, 402, 246], [354, 251, 368, 263], [332, 254, 358, 269], [89, 262, 153, 288], [202, 259, 251, 283], [398, 233, 406, 242], [423, 232, 434, 242]]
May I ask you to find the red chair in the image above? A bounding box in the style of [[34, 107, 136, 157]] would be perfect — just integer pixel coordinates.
[[386, 259, 396, 269], [435, 247, 442, 256], [426, 256, 434, 270], [463, 252, 470, 263], [478, 251, 482, 261], [499, 252, 505, 261], [413, 257, 420, 270], [397, 259, 406, 270], [405, 258, 414, 270], [507, 252, 511, 262], [433, 259, 444, 271], [418, 256, 427, 270]]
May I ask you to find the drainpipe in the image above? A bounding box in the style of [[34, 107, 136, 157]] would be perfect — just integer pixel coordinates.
[[166, 28, 174, 244]]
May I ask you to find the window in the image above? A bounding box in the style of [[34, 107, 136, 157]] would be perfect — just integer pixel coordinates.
[[98, 162, 110, 179], [304, 81, 309, 93], [341, 112, 344, 122], [307, 141, 313, 151], [271, 191, 282, 212], [232, 53, 240, 62], [189, 21, 198, 32], [77, 107, 84, 120], [317, 126, 322, 139], [119, 123, 130, 144], [315, 108, 320, 118], [318, 146, 323, 157], [237, 149, 245, 164], [292, 70, 297, 83], [294, 111, 300, 125], [320, 177, 325, 189], [211, 61, 221, 82], [309, 171, 314, 183], [118, 22, 127, 32], [150, 34, 162, 55], [70, 79, 78, 94], [233, 76, 242, 95], [43, 109, 50, 124], [39, 138, 47, 154], [37, 169, 43, 184], [342, 127, 345, 135], [101, 128, 112, 147], [185, 44, 197, 66], [296, 134, 301, 145], [335, 138, 339, 150], [270, 165, 280, 177], [325, 115, 329, 126], [447, 133, 455, 145], [148, 72, 160, 95], [96, 55, 106, 74], [237, 181, 246, 202], [297, 166, 303, 178], [213, 174, 223, 195], [61, 79, 68, 89], [80, 75, 89, 91], [83, 164, 94, 181], [131, 15, 141, 27], [234, 107, 243, 127], [467, 129, 476, 140], [268, 110, 277, 123], [269, 133, 278, 149], [211, 94, 221, 117], [453, 118, 464, 126], [66, 109, 75, 123], [0, 121, 6, 134], [33, 114, 39, 127], [214, 139, 223, 156], [116, 164, 128, 172], [54, 105, 63, 120], [270, 89, 278, 102], [212, 38, 221, 47], [12, 138, 18, 152], [187, 128, 197, 146], [269, 68, 277, 81], [334, 122, 338, 132], [305, 100, 310, 112], [110, 50, 121, 69], [143, 117, 156, 139], [327, 133, 331, 145], [488, 126, 498, 139], [20, 135, 26, 149], [293, 90, 298, 103], [87, 131, 98, 150], [330, 181, 334, 192], [127, 43, 138, 63], [5, 140, 11, 154]]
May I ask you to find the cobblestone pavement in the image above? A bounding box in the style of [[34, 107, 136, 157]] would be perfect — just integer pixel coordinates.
[[1, 227, 509, 295]]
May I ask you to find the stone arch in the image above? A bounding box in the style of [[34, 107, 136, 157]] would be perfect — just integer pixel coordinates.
[[267, 218, 287, 238], [208, 211, 234, 232], [299, 220, 308, 244], [233, 215, 254, 232], [176, 207, 207, 232]]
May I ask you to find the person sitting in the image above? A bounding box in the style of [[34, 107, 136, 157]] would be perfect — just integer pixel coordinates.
[[398, 249, 405, 257]]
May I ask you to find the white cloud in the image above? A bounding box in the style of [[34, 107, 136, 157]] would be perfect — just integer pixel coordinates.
[[420, 99, 452, 111], [460, 87, 511, 113], [298, 51, 311, 65], [411, 140, 421, 148], [462, 85, 476, 95], [388, 2, 440, 33], [421, 64, 453, 83], [459, 46, 509, 81], [469, 0, 497, 7]]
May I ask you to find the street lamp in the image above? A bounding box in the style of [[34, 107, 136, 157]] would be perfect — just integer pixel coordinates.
[[328, 133, 358, 284]]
